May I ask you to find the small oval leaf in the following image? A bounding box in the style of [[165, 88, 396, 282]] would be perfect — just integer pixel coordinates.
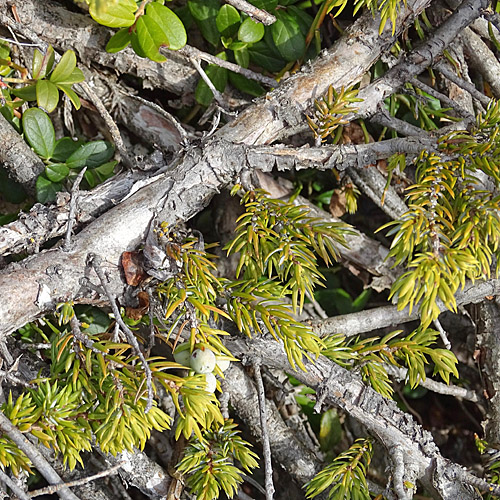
[[89, 0, 137, 28], [36, 79, 60, 113], [22, 107, 56, 159], [49, 50, 77, 84], [45, 163, 70, 183], [136, 15, 167, 62], [147, 3, 187, 51], [238, 17, 265, 44], [216, 4, 240, 37], [106, 28, 132, 53]]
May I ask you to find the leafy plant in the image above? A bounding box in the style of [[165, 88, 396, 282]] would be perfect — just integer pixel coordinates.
[[304, 438, 373, 500], [2, 46, 85, 113], [156, 188, 351, 371], [22, 108, 116, 202], [322, 327, 458, 398], [379, 100, 500, 327], [307, 85, 363, 143], [82, 0, 188, 62], [177, 419, 259, 500]]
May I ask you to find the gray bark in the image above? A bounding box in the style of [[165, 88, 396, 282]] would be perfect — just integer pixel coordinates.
[[0, 113, 45, 194]]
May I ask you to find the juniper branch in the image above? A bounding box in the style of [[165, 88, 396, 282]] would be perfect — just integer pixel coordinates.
[[0, 413, 80, 500], [88, 254, 154, 413]]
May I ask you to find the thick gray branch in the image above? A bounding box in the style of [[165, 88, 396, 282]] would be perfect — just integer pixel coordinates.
[[1, 135, 432, 258], [212, 0, 433, 145], [0, 112, 45, 194], [227, 336, 481, 500], [226, 364, 320, 485], [358, 0, 488, 119], [311, 278, 500, 338]]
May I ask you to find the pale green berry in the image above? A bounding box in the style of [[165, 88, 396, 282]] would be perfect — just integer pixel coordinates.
[[203, 373, 217, 393], [216, 357, 231, 372], [173, 346, 191, 367], [190, 348, 216, 374]]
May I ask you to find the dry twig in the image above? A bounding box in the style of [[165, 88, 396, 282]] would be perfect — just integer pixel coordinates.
[[253, 362, 274, 500], [225, 0, 276, 25], [63, 167, 87, 252], [87, 254, 154, 413], [29, 462, 124, 498]]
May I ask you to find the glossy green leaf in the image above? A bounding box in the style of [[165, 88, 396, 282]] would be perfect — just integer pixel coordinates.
[[216, 5, 240, 37], [55, 68, 85, 86], [271, 11, 305, 61], [56, 84, 81, 110], [234, 47, 250, 68], [228, 72, 265, 97], [84, 160, 117, 188], [106, 28, 132, 53], [66, 141, 115, 169], [146, 3, 187, 50], [89, 0, 137, 28], [0, 40, 9, 60], [11, 84, 37, 101], [287, 5, 313, 36], [248, 41, 285, 72], [45, 163, 70, 183], [49, 50, 77, 84], [32, 46, 55, 80], [188, 0, 220, 47], [135, 15, 167, 63], [130, 31, 148, 58], [22, 107, 55, 159], [36, 176, 62, 203], [36, 79, 59, 113], [249, 0, 278, 10], [53, 138, 84, 162], [238, 18, 264, 44]]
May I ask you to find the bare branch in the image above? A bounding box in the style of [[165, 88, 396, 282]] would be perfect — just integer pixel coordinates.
[[434, 62, 490, 106], [227, 335, 482, 499], [358, 0, 489, 119], [0, 168, 148, 257], [173, 44, 277, 88], [29, 462, 124, 498], [225, 364, 319, 485], [460, 26, 500, 99], [243, 136, 439, 173], [78, 82, 134, 169], [385, 365, 481, 403], [410, 77, 474, 120], [63, 167, 87, 252], [101, 448, 171, 499], [253, 362, 275, 500], [311, 278, 500, 338], [0, 468, 30, 500], [225, 0, 276, 25]]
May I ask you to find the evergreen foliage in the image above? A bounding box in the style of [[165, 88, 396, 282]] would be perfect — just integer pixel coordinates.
[[304, 438, 373, 500], [380, 100, 500, 327], [1, 1, 500, 499]]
